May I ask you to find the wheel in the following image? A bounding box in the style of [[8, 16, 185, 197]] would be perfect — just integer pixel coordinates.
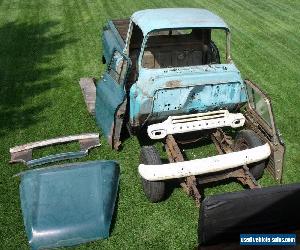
[[140, 146, 166, 202], [208, 40, 220, 64], [234, 129, 266, 180]]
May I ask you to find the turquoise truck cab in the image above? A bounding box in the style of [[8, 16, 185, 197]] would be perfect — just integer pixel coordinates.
[[97, 8, 247, 149]]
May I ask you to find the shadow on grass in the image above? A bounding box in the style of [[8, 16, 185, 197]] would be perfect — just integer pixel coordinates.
[[0, 21, 75, 136]]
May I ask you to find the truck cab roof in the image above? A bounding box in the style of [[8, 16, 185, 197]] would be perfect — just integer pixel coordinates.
[[131, 8, 229, 35]]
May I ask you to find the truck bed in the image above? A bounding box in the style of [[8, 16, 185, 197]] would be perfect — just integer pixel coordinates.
[[112, 19, 130, 43]]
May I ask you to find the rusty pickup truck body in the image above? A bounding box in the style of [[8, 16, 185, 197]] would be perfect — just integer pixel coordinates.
[[80, 8, 285, 205]]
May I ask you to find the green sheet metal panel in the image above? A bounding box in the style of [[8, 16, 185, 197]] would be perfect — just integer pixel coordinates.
[[19, 160, 120, 249], [95, 73, 126, 144]]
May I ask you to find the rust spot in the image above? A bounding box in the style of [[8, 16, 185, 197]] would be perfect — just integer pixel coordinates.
[[139, 87, 152, 98], [165, 80, 182, 88], [114, 141, 121, 150], [107, 125, 114, 148]]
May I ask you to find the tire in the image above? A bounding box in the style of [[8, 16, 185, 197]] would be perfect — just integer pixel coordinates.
[[209, 40, 221, 64], [234, 129, 266, 180], [140, 146, 166, 202]]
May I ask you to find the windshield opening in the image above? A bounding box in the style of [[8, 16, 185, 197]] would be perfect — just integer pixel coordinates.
[[141, 28, 228, 69]]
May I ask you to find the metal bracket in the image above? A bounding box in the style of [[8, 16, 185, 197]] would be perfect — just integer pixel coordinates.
[[10, 133, 100, 167], [211, 129, 261, 189]]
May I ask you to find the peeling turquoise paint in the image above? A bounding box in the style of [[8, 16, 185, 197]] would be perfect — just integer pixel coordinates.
[[129, 63, 247, 126], [96, 74, 126, 140], [98, 9, 248, 142], [102, 21, 125, 63]]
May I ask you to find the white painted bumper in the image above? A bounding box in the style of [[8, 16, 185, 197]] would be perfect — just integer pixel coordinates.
[[147, 110, 245, 140], [139, 143, 271, 181]]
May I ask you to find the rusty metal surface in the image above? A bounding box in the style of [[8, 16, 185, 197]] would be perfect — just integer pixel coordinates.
[[163, 131, 261, 206], [165, 135, 184, 162], [79, 78, 96, 115], [95, 51, 131, 149], [129, 66, 247, 128], [112, 19, 130, 43], [209, 129, 260, 189], [197, 166, 260, 189], [244, 79, 285, 182], [10, 133, 100, 167], [79, 137, 100, 151], [10, 149, 32, 164], [102, 19, 127, 63], [127, 22, 245, 128], [165, 135, 201, 206], [165, 135, 190, 194], [102, 11, 246, 136], [236, 166, 260, 189], [113, 100, 127, 150], [211, 129, 233, 154]]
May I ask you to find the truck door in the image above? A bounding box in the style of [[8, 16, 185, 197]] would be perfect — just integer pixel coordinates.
[[243, 80, 285, 182], [95, 50, 131, 150]]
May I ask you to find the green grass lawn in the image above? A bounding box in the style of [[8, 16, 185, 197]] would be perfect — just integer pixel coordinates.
[[0, 0, 299, 249]]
